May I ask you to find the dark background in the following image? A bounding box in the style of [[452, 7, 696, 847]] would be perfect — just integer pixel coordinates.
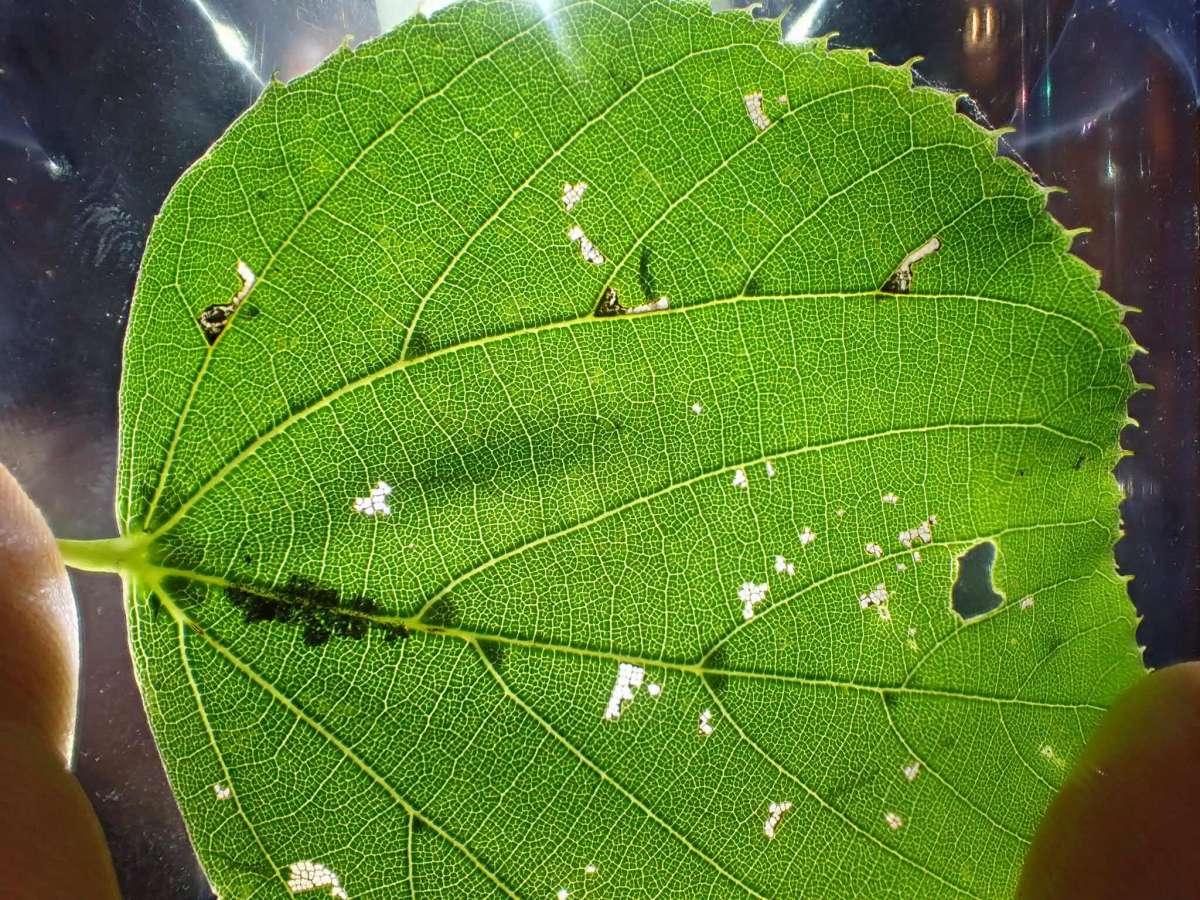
[[0, 0, 1196, 896]]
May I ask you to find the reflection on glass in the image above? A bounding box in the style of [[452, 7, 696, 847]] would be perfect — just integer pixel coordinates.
[[966, 4, 998, 50], [186, 0, 263, 85], [784, 0, 828, 44]]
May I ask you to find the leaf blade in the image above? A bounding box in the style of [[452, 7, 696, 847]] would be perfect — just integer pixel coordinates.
[[116, 2, 1141, 897]]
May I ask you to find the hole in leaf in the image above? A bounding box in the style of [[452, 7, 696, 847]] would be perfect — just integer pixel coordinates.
[[198, 303, 236, 344], [882, 236, 940, 293], [951, 541, 1003, 620], [594, 286, 668, 317]]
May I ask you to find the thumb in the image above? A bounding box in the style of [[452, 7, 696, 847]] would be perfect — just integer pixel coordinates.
[[0, 461, 121, 898], [1018, 661, 1200, 899]]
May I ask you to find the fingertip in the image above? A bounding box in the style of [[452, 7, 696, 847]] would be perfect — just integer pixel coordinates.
[[0, 722, 121, 899], [0, 462, 79, 763], [1019, 663, 1200, 899]]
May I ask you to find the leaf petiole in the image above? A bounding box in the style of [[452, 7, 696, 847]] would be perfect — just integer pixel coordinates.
[[57, 534, 150, 575]]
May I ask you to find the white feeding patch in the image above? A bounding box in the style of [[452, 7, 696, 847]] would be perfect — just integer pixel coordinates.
[[596, 287, 668, 317], [864, 542, 884, 559], [353, 480, 393, 517], [585, 864, 598, 876], [698, 708, 715, 736], [286, 861, 348, 900], [898, 515, 937, 549], [1039, 744, 1066, 770], [562, 181, 586, 212], [903, 761, 921, 782], [557, 890, 569, 900], [774, 555, 795, 576], [567, 225, 605, 265], [198, 260, 258, 343], [691, 402, 704, 415], [732, 468, 749, 489], [882, 492, 899, 504], [896, 562, 907, 572], [885, 811, 904, 831], [744, 91, 771, 130], [887, 236, 941, 293], [739, 581, 769, 620], [603, 663, 646, 720], [646, 682, 662, 697], [626, 297, 670, 314], [213, 782, 232, 801], [800, 527, 816, 546], [234, 260, 256, 303], [859, 583, 889, 611], [765, 460, 777, 478], [763, 801, 792, 840], [912, 550, 922, 563], [1020, 596, 1035, 610]]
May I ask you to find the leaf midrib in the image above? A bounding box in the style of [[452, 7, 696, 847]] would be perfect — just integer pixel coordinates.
[[154, 571, 1003, 900], [144, 291, 1111, 542], [137, 22, 978, 538], [139, 0, 584, 531], [150, 592, 527, 900], [145, 515, 1108, 711], [140, 18, 784, 531], [153, 580, 766, 900]]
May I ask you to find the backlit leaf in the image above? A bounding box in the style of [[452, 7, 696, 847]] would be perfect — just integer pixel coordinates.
[[104, 1, 1143, 896]]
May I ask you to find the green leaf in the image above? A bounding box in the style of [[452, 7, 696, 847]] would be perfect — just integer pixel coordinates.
[[95, 1, 1145, 896]]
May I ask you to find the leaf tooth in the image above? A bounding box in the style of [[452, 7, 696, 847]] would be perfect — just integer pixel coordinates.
[[1036, 183, 1070, 197], [1061, 226, 1093, 251], [814, 31, 839, 51]]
